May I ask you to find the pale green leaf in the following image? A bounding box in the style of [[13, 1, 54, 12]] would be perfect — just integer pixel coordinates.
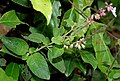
[[27, 53, 50, 80], [51, 36, 64, 45], [5, 62, 19, 81], [1, 37, 29, 56], [0, 10, 23, 28], [0, 68, 16, 81], [30, 0, 52, 25], [48, 47, 66, 73]]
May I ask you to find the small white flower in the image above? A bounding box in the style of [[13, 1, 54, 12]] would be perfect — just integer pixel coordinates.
[[111, 7, 117, 17]]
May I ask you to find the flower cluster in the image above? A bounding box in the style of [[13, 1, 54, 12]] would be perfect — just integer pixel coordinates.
[[87, 2, 117, 23], [64, 38, 86, 50]]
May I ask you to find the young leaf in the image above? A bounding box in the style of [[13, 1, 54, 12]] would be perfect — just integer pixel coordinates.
[[48, 47, 66, 73], [0, 10, 23, 28], [1, 37, 29, 56], [0, 68, 16, 81], [5, 62, 19, 81], [12, 0, 31, 8], [30, 0, 52, 25], [27, 53, 50, 80], [80, 51, 98, 70], [51, 36, 64, 45]]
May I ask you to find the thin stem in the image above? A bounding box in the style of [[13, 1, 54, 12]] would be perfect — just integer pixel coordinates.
[[68, 0, 88, 18]]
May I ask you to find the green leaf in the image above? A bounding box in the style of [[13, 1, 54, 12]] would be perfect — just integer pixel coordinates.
[[70, 74, 83, 81], [48, 47, 66, 73], [30, 0, 52, 25], [65, 58, 86, 76], [80, 51, 98, 70], [5, 62, 19, 81], [0, 68, 16, 81], [12, 0, 31, 8], [1, 37, 29, 56], [49, 1, 61, 28], [28, 33, 46, 43], [51, 36, 64, 45], [92, 22, 114, 73], [27, 53, 50, 80], [0, 10, 23, 28], [109, 69, 120, 80], [74, 0, 93, 9]]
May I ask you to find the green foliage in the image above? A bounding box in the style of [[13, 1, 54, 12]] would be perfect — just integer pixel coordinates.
[[1, 37, 29, 56], [0, 10, 23, 28], [5, 62, 19, 81], [30, 0, 52, 25], [0, 0, 120, 80], [0, 68, 16, 81], [27, 53, 50, 80]]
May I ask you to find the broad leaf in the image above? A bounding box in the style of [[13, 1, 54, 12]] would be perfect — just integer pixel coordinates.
[[65, 58, 86, 76], [12, 0, 31, 8], [28, 33, 46, 43], [0, 68, 16, 81], [0, 10, 23, 28], [5, 62, 19, 81], [48, 47, 66, 73], [1, 37, 29, 56], [49, 1, 61, 28], [51, 36, 64, 45], [30, 0, 52, 25], [27, 53, 50, 80], [92, 22, 114, 73], [73, 0, 94, 9], [80, 51, 98, 70]]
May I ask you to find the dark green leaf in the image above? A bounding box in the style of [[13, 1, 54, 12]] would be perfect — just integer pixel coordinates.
[[70, 74, 83, 81], [80, 51, 98, 70], [49, 1, 61, 28], [0, 10, 23, 28], [48, 47, 66, 73], [1, 37, 29, 56], [28, 33, 46, 43], [92, 22, 114, 73], [5, 62, 19, 81], [65, 58, 86, 76], [27, 53, 50, 80], [12, 0, 31, 8]]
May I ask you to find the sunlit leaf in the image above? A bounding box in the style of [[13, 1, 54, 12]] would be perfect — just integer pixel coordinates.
[[30, 0, 52, 25], [0, 68, 16, 81], [0, 10, 23, 28]]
